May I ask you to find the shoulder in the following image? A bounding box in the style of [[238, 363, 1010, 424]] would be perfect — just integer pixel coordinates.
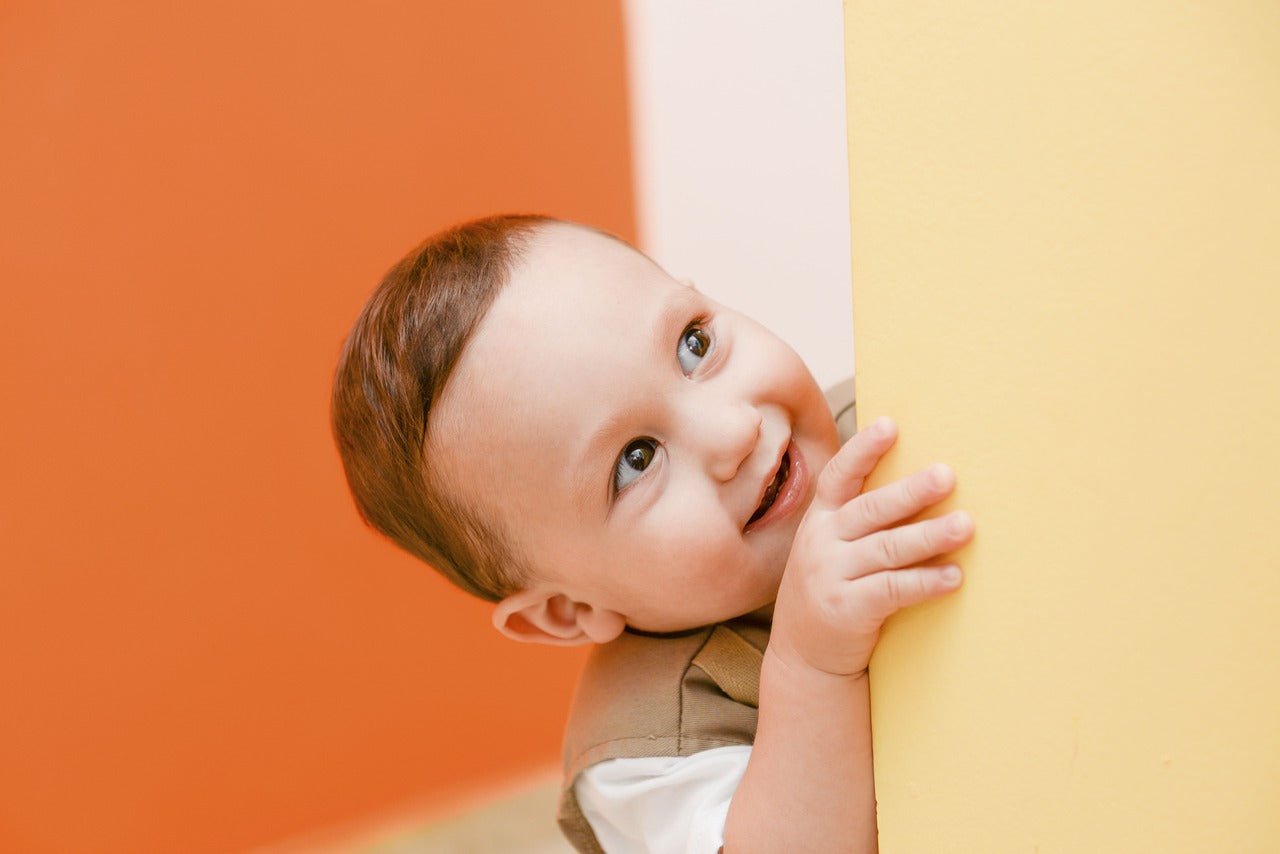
[[560, 625, 757, 778], [561, 610, 771, 777]]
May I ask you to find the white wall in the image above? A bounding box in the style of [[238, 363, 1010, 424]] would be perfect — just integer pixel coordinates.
[[621, 1, 854, 389]]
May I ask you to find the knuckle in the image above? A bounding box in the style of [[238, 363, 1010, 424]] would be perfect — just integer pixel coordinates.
[[818, 457, 848, 492], [858, 488, 884, 522], [912, 571, 931, 600], [883, 572, 905, 609], [819, 586, 845, 622], [831, 444, 858, 476], [919, 519, 941, 553], [898, 475, 921, 508], [874, 532, 899, 567], [902, 570, 927, 604], [934, 514, 958, 545]]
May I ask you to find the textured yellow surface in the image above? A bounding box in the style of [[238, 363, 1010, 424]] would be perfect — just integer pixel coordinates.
[[844, 2, 1280, 850]]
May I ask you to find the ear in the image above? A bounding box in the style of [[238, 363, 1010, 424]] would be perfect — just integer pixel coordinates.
[[492, 588, 627, 647]]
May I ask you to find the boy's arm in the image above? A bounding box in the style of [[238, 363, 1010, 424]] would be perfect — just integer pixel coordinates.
[[722, 417, 974, 853], [724, 659, 876, 852]]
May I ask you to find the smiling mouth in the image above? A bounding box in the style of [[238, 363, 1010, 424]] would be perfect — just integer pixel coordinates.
[[746, 451, 791, 526]]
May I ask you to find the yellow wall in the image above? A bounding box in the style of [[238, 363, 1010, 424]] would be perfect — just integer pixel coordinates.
[[844, 3, 1280, 850]]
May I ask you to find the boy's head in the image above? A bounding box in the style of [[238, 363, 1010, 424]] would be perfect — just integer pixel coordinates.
[[332, 215, 840, 645]]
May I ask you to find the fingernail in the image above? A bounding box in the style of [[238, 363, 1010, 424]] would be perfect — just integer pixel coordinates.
[[941, 565, 962, 583], [928, 463, 952, 487], [872, 416, 893, 437], [950, 511, 972, 534]]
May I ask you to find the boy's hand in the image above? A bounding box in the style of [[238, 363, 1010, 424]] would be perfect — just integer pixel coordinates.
[[768, 416, 974, 679]]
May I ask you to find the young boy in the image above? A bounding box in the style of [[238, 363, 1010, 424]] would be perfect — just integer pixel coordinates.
[[330, 214, 974, 853]]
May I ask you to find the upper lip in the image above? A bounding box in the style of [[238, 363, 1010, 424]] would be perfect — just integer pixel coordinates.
[[744, 435, 790, 530]]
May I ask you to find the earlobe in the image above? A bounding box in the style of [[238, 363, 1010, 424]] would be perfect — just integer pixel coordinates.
[[492, 588, 626, 647]]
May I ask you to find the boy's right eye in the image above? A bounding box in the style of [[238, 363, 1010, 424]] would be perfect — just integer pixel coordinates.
[[613, 437, 658, 494]]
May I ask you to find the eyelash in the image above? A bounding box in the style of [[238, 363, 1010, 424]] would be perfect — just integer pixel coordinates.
[[610, 316, 716, 500]]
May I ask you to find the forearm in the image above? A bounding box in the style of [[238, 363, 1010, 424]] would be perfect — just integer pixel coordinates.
[[721, 649, 877, 853]]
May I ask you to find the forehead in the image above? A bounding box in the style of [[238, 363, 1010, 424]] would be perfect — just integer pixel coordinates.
[[428, 223, 690, 494], [513, 222, 661, 301], [474, 221, 681, 374]]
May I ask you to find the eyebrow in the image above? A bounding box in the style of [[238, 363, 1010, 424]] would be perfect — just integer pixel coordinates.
[[569, 289, 702, 517]]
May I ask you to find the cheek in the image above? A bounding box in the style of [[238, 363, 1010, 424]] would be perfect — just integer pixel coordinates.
[[636, 498, 747, 574], [649, 474, 739, 533]]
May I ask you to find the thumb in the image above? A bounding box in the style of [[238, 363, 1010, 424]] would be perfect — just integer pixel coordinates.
[[815, 416, 897, 508]]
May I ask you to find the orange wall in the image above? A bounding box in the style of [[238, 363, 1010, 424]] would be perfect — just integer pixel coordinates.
[[0, 3, 632, 851]]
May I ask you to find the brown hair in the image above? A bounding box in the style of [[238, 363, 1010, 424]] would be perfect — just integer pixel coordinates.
[[330, 213, 556, 602]]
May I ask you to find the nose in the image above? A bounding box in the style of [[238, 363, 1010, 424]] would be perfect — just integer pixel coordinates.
[[691, 399, 763, 483]]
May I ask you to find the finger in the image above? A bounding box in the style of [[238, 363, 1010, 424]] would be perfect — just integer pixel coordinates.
[[814, 416, 897, 509], [836, 462, 955, 542], [848, 564, 964, 624], [846, 510, 974, 578]]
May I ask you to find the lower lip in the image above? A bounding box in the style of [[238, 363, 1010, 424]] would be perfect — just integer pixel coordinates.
[[744, 441, 807, 534]]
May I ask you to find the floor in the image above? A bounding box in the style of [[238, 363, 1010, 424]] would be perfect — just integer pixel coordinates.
[[255, 772, 575, 854]]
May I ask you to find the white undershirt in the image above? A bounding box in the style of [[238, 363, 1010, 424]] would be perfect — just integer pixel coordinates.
[[573, 744, 753, 853]]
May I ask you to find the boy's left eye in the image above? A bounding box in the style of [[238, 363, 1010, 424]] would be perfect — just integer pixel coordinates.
[[677, 322, 712, 375]]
